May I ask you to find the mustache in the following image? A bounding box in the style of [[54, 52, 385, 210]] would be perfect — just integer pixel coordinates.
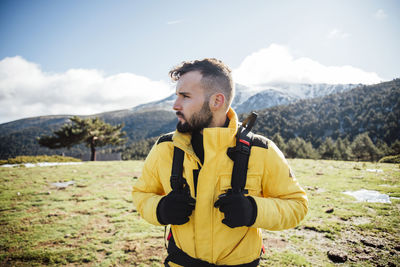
[[176, 111, 185, 119]]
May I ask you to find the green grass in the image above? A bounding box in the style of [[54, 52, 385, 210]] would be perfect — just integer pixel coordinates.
[[0, 159, 399, 266]]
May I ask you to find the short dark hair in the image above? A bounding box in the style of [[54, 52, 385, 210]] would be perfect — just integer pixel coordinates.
[[169, 58, 234, 106]]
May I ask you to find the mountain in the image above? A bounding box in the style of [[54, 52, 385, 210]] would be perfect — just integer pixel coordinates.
[[130, 82, 361, 114], [246, 79, 400, 146], [0, 79, 396, 160], [122, 79, 399, 160]]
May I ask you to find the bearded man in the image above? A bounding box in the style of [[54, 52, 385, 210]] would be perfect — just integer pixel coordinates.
[[132, 58, 308, 266]]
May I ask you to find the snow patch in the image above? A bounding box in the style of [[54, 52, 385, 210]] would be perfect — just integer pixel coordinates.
[[1, 162, 83, 168], [366, 169, 383, 173], [343, 189, 391, 204], [51, 181, 75, 188]]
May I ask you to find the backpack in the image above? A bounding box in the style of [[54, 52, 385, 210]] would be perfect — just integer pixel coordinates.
[[170, 112, 258, 196]]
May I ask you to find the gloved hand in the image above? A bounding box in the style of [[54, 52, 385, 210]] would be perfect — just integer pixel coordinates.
[[214, 192, 257, 228], [157, 191, 196, 225]]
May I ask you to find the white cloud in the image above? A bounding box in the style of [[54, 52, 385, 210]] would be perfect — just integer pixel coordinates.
[[374, 9, 387, 20], [233, 44, 383, 86], [327, 28, 351, 39], [0, 56, 172, 123]]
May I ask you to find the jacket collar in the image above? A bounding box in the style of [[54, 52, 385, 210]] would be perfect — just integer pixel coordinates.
[[172, 108, 239, 154]]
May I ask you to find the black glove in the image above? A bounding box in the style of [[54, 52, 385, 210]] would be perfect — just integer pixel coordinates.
[[157, 191, 196, 225], [214, 192, 257, 228]]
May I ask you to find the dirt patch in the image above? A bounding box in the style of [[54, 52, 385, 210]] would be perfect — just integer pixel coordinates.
[[123, 238, 166, 266], [263, 237, 288, 250], [350, 217, 371, 225], [26, 207, 41, 213]]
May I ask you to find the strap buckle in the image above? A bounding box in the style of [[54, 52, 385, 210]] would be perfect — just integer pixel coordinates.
[[237, 140, 250, 155]]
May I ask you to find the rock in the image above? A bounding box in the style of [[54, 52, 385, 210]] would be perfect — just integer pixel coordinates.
[[364, 248, 372, 254], [361, 238, 384, 249], [325, 207, 334, 213], [327, 250, 348, 263], [123, 244, 137, 253]]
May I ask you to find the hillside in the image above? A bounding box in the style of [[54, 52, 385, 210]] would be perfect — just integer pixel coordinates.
[[0, 79, 398, 160], [123, 79, 399, 160], [0, 110, 176, 159], [248, 79, 400, 145], [131, 82, 360, 114]]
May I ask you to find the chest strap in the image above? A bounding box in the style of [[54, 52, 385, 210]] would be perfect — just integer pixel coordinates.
[[165, 234, 260, 267]]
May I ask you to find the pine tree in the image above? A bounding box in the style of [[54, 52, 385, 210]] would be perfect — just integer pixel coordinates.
[[271, 133, 287, 156], [391, 140, 400, 155], [38, 116, 126, 161], [350, 133, 380, 161], [375, 139, 391, 158], [286, 137, 318, 159], [334, 137, 353, 161], [319, 137, 338, 159]]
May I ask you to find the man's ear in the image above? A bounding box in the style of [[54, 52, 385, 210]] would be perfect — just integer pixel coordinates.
[[209, 93, 226, 111]]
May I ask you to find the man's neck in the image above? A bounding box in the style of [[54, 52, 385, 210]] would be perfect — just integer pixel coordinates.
[[199, 116, 230, 134], [210, 110, 229, 128]]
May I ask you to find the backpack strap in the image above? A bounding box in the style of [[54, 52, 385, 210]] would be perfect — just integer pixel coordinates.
[[170, 111, 257, 195], [170, 146, 185, 193], [227, 112, 258, 194]]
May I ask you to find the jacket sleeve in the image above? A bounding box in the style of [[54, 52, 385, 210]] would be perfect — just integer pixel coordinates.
[[251, 141, 308, 230], [132, 143, 166, 226]]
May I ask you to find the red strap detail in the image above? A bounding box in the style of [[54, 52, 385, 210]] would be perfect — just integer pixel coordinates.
[[239, 139, 250, 146], [262, 244, 265, 254], [167, 231, 172, 241]]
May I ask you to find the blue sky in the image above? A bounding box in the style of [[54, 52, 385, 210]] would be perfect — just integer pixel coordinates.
[[0, 0, 399, 123]]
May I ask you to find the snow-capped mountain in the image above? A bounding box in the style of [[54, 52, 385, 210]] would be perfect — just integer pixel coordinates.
[[131, 83, 362, 114], [131, 93, 176, 113]]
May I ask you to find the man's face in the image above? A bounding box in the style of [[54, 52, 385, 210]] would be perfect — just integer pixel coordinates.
[[173, 71, 213, 133]]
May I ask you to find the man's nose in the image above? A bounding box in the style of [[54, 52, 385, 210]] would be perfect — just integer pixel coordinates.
[[173, 98, 181, 111]]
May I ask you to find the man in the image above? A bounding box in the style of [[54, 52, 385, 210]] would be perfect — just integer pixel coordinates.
[[132, 58, 308, 266]]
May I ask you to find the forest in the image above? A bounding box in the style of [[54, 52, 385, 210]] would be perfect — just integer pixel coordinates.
[[122, 79, 400, 162]]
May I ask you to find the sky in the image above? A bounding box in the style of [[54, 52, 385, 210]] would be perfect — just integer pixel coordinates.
[[0, 0, 399, 124]]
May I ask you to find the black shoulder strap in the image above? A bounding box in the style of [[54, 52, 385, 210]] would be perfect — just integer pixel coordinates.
[[170, 146, 185, 192], [228, 112, 258, 194], [170, 112, 258, 195], [157, 133, 173, 144]]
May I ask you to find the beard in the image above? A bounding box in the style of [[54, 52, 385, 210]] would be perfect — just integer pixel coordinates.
[[176, 101, 213, 133]]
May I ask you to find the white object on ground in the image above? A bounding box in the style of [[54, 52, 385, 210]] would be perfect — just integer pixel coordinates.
[[343, 189, 391, 204], [51, 181, 75, 188], [366, 169, 383, 173], [1, 162, 83, 168]]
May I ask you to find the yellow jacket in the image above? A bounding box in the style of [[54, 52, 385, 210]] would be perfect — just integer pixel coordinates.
[[132, 108, 308, 265]]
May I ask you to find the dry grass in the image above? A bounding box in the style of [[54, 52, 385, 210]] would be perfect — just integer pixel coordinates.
[[0, 159, 399, 266]]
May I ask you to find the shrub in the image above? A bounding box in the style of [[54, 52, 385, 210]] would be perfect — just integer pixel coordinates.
[[378, 155, 400, 164]]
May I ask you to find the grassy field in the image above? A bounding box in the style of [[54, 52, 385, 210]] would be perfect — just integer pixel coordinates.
[[0, 159, 399, 266]]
